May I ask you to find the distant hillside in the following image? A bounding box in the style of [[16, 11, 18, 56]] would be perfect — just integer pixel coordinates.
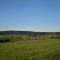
[[0, 31, 60, 36]]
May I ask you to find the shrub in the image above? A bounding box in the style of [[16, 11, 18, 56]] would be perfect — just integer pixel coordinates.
[[0, 38, 15, 43]]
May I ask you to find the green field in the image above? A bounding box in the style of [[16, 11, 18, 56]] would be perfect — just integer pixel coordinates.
[[0, 35, 60, 60]]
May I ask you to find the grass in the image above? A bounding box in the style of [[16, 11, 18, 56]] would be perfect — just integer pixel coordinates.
[[0, 35, 60, 60]]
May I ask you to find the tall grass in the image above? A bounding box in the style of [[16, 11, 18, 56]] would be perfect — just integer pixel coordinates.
[[0, 35, 60, 60]]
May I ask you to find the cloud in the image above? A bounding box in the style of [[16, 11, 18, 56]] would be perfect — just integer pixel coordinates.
[[0, 26, 60, 32]]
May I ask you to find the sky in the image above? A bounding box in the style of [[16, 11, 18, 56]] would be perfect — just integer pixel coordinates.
[[0, 0, 60, 32]]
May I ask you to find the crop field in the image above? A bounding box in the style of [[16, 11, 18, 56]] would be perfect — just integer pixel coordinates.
[[0, 35, 60, 60]]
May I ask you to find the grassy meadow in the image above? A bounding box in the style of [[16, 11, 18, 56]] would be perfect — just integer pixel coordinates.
[[0, 35, 60, 60]]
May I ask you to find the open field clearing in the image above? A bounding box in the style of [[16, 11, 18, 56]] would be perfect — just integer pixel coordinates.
[[0, 35, 60, 60]]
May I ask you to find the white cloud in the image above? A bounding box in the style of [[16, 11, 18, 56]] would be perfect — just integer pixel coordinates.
[[0, 26, 60, 32]]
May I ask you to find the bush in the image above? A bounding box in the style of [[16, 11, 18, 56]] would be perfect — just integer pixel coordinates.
[[52, 37, 60, 39], [0, 38, 15, 43], [0, 39, 4, 43], [5, 39, 10, 42]]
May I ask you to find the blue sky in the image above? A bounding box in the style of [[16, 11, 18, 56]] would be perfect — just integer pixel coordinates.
[[0, 0, 60, 32]]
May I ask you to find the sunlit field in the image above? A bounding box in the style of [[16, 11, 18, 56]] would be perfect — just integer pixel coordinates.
[[0, 35, 60, 60]]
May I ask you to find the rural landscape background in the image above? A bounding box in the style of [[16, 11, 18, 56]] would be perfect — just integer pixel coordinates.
[[0, 0, 60, 60], [0, 31, 60, 60]]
